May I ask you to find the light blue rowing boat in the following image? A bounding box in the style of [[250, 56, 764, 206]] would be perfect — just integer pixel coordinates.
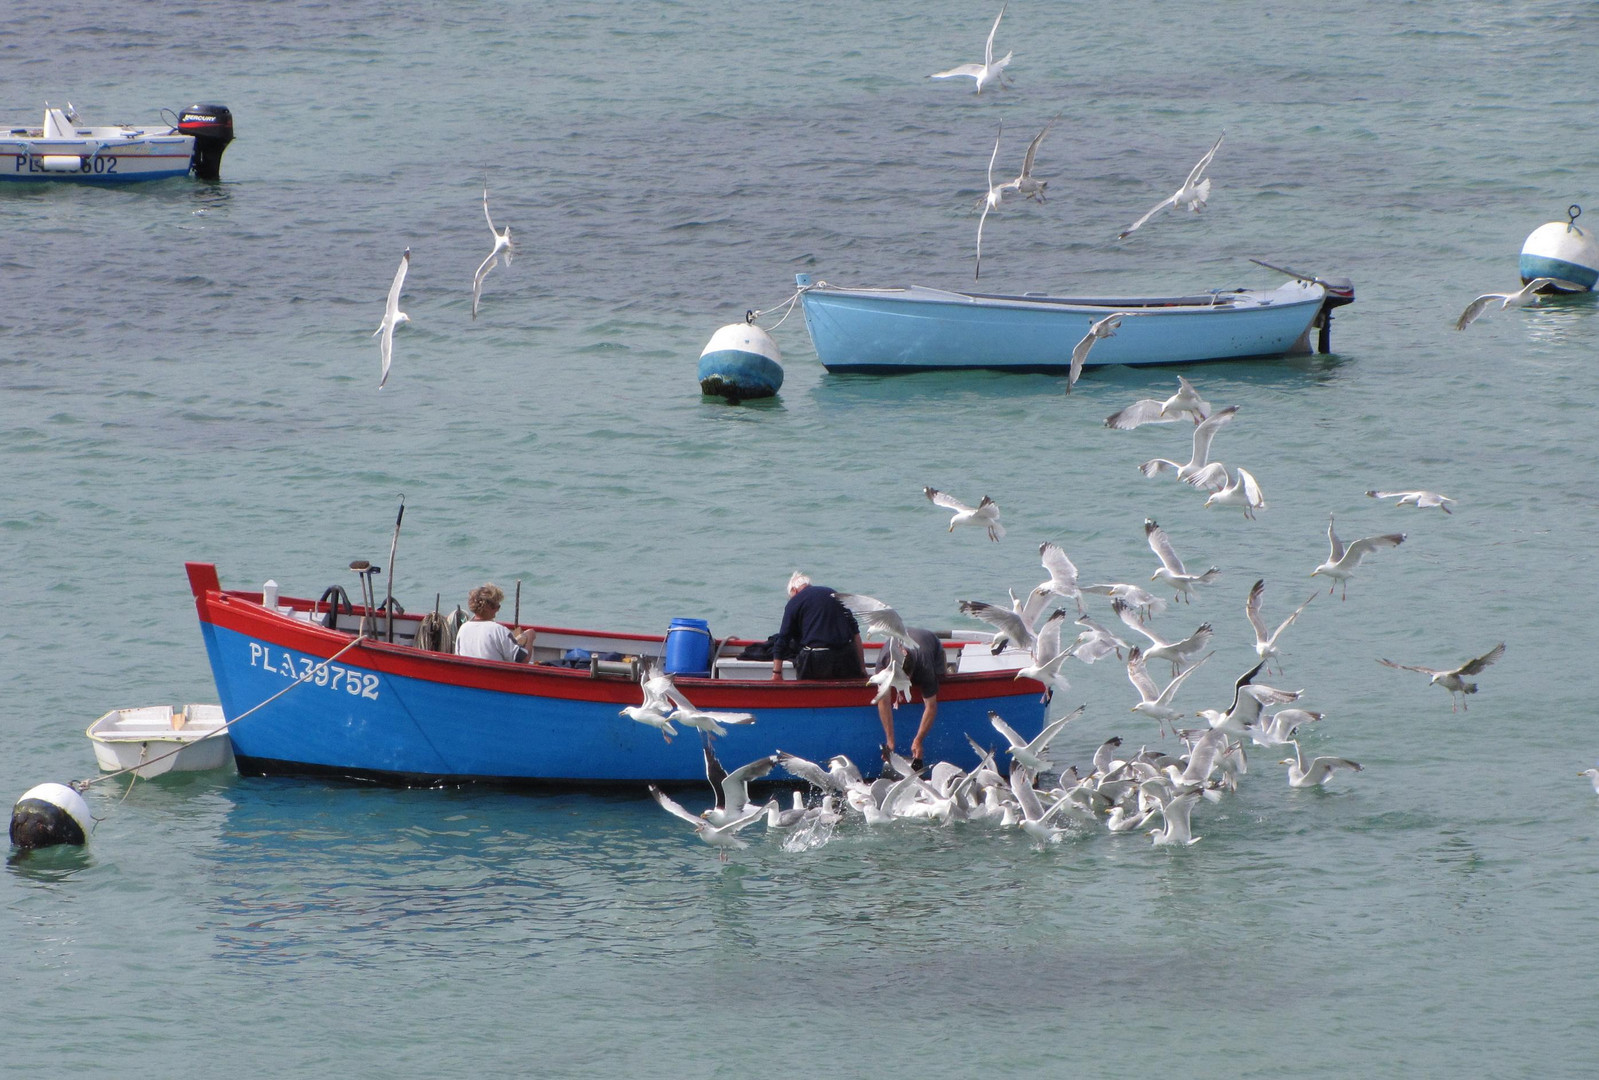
[[795, 272, 1353, 374]]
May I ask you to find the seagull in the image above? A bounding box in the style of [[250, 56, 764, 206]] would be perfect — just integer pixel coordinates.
[[930, 3, 1013, 94], [1196, 659, 1302, 737], [1104, 375, 1211, 429], [925, 487, 1004, 541], [1009, 766, 1075, 844], [1195, 466, 1266, 518], [648, 784, 769, 860], [1455, 278, 1558, 330], [1366, 489, 1456, 514], [1139, 405, 1238, 488], [1148, 789, 1202, 846], [700, 743, 780, 827], [1377, 643, 1504, 712], [1311, 515, 1405, 600], [646, 662, 756, 737], [618, 702, 677, 742], [974, 124, 1008, 280], [1069, 312, 1138, 390], [1114, 598, 1212, 675], [1126, 645, 1210, 735], [1144, 518, 1221, 603], [1014, 608, 1072, 703], [1069, 613, 1131, 664], [1250, 708, 1323, 748], [1117, 132, 1224, 240], [776, 750, 850, 795], [1081, 582, 1167, 621], [834, 592, 917, 648], [868, 637, 913, 705], [959, 599, 1036, 654], [1244, 579, 1315, 669], [472, 185, 513, 320], [1036, 542, 1084, 612], [374, 247, 411, 389], [1581, 768, 1599, 795], [1280, 741, 1362, 788], [991, 706, 1082, 774]]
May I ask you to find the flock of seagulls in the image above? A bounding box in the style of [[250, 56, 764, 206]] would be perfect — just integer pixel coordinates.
[[637, 367, 1524, 858]]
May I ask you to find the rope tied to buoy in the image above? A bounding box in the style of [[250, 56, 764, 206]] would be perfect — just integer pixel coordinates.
[[72, 633, 371, 793], [745, 284, 807, 332]]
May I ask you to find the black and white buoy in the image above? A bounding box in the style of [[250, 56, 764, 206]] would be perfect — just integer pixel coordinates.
[[1519, 205, 1599, 294], [10, 782, 91, 851]]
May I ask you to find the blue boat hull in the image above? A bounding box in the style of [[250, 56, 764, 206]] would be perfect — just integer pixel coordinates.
[[798, 280, 1334, 373], [188, 564, 1047, 787]]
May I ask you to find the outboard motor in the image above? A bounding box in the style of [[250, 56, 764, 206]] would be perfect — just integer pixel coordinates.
[[178, 104, 234, 180]]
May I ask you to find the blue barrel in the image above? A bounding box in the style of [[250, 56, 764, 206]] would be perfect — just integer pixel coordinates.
[[663, 618, 713, 676]]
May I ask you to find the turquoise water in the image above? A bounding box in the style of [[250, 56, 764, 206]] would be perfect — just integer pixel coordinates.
[[4, 1, 1598, 1075]]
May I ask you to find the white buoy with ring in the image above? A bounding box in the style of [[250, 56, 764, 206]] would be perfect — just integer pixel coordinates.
[[1519, 205, 1599, 294], [10, 782, 92, 850], [697, 320, 784, 403]]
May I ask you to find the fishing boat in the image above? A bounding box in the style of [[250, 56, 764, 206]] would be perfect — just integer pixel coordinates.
[[86, 704, 234, 777], [185, 563, 1048, 787], [2, 102, 234, 183], [795, 272, 1354, 373]]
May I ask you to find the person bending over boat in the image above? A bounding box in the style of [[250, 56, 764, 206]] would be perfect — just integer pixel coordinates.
[[455, 583, 534, 663], [877, 627, 944, 769], [772, 572, 865, 681]]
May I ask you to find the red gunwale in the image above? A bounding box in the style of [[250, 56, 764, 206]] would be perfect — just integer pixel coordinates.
[[187, 562, 1045, 707]]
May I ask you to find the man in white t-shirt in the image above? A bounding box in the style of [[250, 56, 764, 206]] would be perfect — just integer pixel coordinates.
[[454, 583, 534, 663]]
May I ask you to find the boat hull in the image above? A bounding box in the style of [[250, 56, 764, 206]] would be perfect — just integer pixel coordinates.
[[1, 136, 196, 183], [187, 564, 1047, 787], [798, 279, 1332, 373]]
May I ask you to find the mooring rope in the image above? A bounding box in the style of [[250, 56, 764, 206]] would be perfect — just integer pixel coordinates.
[[745, 285, 807, 332], [73, 633, 371, 792]]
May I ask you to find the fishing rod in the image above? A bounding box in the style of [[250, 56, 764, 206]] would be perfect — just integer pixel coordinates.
[[385, 494, 405, 643]]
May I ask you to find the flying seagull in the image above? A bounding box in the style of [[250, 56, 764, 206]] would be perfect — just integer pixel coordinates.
[[374, 247, 411, 389], [1377, 642, 1504, 712], [472, 185, 513, 320], [1310, 515, 1405, 600], [1366, 489, 1456, 514], [1139, 405, 1238, 488], [1455, 278, 1558, 330], [1069, 312, 1138, 389], [925, 486, 1004, 541], [930, 3, 1013, 94], [1104, 375, 1211, 429], [1117, 132, 1224, 240]]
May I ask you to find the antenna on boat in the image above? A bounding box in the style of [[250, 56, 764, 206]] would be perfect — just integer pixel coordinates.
[[385, 495, 405, 643], [349, 560, 379, 637]]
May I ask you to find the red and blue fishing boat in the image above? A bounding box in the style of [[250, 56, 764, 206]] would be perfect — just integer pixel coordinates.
[[185, 563, 1049, 787]]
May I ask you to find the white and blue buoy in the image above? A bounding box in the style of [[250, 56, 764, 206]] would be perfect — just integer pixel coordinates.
[[1519, 205, 1599, 293], [10, 782, 91, 850], [698, 321, 783, 403]]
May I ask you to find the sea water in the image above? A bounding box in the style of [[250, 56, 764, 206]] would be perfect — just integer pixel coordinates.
[[3, 1, 1597, 1075]]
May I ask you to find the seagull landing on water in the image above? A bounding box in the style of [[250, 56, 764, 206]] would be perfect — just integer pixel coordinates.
[[1068, 312, 1138, 390], [1280, 741, 1362, 788], [374, 247, 410, 389], [1117, 132, 1224, 240], [1366, 489, 1456, 514], [1104, 375, 1211, 429], [1378, 642, 1504, 712], [1310, 515, 1405, 600], [1455, 278, 1558, 330], [930, 3, 1013, 94], [472, 185, 513, 320], [925, 486, 1004, 541]]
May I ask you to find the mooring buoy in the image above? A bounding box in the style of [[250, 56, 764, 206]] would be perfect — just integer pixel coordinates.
[[10, 782, 91, 851], [1520, 205, 1598, 294], [697, 321, 783, 403]]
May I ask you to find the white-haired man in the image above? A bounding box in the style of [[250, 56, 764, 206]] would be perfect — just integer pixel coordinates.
[[772, 571, 865, 681]]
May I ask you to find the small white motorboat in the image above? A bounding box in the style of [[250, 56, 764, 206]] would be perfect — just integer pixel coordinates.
[[2, 102, 234, 183], [86, 704, 235, 777]]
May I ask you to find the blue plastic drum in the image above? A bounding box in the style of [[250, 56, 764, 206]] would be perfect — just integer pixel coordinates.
[[663, 617, 713, 676]]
